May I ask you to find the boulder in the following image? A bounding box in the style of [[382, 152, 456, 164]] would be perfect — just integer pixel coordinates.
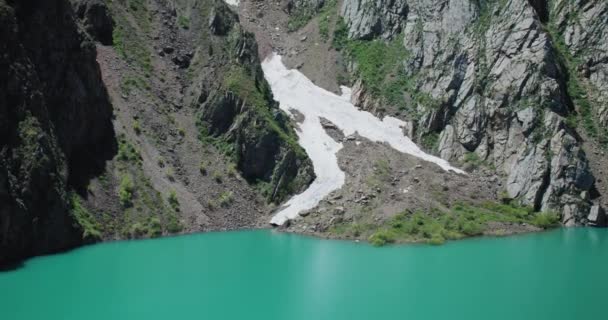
[[587, 205, 607, 227]]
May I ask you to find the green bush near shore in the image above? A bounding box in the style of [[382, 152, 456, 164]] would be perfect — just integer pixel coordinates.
[[332, 201, 561, 246]]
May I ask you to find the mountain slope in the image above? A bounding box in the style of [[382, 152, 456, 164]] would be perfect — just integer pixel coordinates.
[[0, 0, 314, 265], [269, 0, 606, 227]]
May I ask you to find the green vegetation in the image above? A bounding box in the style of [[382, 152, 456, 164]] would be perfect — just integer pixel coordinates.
[[222, 65, 302, 156], [287, 0, 336, 35], [167, 190, 180, 212], [333, 31, 440, 113], [117, 136, 142, 163], [199, 161, 208, 175], [332, 17, 349, 50], [331, 201, 560, 246], [227, 163, 238, 177], [119, 174, 135, 207], [318, 0, 337, 41], [420, 132, 439, 153], [366, 159, 391, 188], [129, 217, 162, 238], [217, 191, 234, 207], [461, 152, 495, 171], [69, 193, 102, 239], [111, 0, 153, 75], [133, 120, 142, 135], [167, 213, 183, 233], [178, 15, 190, 29], [212, 171, 223, 183], [544, 19, 608, 148], [165, 168, 175, 182], [120, 75, 150, 95]]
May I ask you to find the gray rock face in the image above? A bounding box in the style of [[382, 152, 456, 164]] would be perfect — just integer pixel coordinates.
[[341, 0, 603, 225], [192, 2, 315, 203], [552, 0, 608, 128], [340, 0, 408, 39]]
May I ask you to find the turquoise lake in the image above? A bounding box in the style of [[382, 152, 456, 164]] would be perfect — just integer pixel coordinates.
[[1, 228, 607, 319]]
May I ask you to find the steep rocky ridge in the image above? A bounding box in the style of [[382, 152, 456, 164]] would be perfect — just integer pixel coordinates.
[[334, 0, 606, 226], [79, 0, 313, 237], [0, 0, 115, 265]]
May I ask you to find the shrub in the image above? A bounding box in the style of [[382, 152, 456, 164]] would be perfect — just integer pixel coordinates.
[[133, 120, 142, 135], [147, 217, 162, 238], [117, 137, 141, 162], [532, 212, 560, 229], [218, 191, 233, 207], [129, 222, 146, 238], [165, 168, 175, 182], [199, 162, 207, 175], [428, 234, 445, 245], [460, 221, 483, 236], [119, 174, 135, 207], [213, 171, 222, 183], [167, 190, 180, 212], [227, 163, 237, 177], [167, 214, 182, 233], [369, 230, 395, 246], [177, 15, 189, 29]]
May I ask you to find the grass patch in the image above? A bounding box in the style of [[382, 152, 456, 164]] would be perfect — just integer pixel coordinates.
[[332, 201, 560, 246], [111, 4, 153, 75], [334, 33, 440, 114], [120, 75, 150, 95], [318, 0, 337, 41], [69, 193, 102, 239], [421, 132, 439, 153]]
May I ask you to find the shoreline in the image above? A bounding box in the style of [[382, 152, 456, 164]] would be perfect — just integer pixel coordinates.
[[1, 222, 562, 270]]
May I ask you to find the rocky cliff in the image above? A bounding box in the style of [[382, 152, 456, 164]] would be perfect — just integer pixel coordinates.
[[0, 0, 314, 265], [0, 0, 115, 265], [332, 0, 606, 226]]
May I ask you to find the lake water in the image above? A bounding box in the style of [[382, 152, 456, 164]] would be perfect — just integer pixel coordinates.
[[1, 228, 607, 319]]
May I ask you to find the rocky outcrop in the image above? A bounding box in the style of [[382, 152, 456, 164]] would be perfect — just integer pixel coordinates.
[[340, 0, 408, 39], [340, 0, 603, 225], [0, 0, 115, 265], [190, 0, 315, 202], [72, 0, 115, 45]]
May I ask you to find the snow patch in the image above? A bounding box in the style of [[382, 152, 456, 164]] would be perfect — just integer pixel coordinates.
[[262, 55, 464, 225], [223, 0, 239, 7]]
